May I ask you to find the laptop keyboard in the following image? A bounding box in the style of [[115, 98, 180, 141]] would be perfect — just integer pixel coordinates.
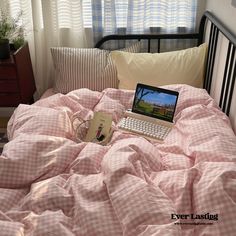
[[117, 116, 171, 141]]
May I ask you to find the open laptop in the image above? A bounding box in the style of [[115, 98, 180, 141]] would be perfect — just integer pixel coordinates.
[[118, 83, 179, 141]]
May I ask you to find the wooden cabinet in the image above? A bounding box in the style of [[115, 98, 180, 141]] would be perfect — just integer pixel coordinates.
[[0, 43, 36, 107]]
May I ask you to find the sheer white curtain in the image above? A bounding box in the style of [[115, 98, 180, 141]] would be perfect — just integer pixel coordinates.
[[91, 0, 201, 43], [89, 0, 206, 51], [5, 0, 92, 97]]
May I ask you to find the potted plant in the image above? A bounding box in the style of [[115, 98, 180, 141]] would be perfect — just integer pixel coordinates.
[[0, 11, 25, 59]]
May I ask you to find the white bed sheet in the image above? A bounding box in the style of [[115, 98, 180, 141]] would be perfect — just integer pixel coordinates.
[[40, 88, 57, 100]]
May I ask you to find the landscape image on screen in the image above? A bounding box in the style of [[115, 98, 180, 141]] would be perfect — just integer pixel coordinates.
[[133, 87, 177, 121]]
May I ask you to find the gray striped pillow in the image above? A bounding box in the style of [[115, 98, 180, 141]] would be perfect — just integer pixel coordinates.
[[51, 42, 141, 94]]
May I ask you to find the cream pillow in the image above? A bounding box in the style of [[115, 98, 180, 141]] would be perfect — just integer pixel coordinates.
[[111, 43, 207, 90]]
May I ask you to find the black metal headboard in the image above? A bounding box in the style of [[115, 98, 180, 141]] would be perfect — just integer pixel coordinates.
[[95, 11, 236, 117], [200, 12, 236, 116], [95, 32, 200, 53]]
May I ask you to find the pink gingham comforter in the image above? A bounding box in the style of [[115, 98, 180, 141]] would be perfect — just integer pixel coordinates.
[[1, 85, 236, 236]]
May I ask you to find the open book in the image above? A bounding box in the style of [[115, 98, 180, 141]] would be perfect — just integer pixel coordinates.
[[84, 112, 113, 144]]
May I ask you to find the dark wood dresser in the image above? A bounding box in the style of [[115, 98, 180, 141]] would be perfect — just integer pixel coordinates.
[[0, 43, 36, 107]]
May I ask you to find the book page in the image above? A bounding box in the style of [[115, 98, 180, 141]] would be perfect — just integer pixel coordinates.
[[84, 112, 112, 143]]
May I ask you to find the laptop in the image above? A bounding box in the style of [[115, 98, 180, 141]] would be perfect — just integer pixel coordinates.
[[118, 83, 179, 141]]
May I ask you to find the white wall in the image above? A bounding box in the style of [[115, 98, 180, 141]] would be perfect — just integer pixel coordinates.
[[206, 0, 236, 35]]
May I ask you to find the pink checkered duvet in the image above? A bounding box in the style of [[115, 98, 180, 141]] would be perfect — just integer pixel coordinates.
[[1, 85, 236, 236]]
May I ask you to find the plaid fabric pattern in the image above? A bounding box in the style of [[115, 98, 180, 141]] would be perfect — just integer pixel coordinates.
[[0, 85, 236, 235], [51, 42, 140, 94]]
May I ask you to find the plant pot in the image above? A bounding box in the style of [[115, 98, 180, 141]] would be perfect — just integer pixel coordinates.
[[0, 39, 10, 59]]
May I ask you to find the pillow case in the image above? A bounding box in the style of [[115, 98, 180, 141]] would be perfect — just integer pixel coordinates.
[[51, 42, 141, 94], [111, 43, 207, 90]]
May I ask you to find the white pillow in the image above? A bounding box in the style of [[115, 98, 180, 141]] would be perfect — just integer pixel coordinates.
[[111, 43, 207, 90], [51, 42, 141, 94]]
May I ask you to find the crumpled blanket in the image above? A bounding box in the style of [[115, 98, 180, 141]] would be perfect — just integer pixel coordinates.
[[0, 84, 236, 236]]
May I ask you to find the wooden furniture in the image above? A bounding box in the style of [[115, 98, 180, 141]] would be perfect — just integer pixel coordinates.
[[0, 43, 36, 107]]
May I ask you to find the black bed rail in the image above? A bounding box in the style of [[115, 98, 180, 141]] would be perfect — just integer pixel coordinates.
[[95, 11, 236, 50], [199, 11, 236, 47], [200, 12, 236, 116], [95, 11, 236, 117], [95, 33, 199, 53]]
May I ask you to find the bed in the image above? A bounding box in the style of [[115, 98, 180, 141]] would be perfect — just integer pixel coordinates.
[[0, 11, 236, 236]]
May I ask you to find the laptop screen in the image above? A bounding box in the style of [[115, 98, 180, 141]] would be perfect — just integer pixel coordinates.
[[132, 83, 179, 122]]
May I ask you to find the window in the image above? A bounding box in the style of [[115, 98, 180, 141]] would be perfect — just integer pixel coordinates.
[[83, 0, 197, 30]]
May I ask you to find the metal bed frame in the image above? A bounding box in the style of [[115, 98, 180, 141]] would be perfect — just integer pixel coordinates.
[[95, 11, 236, 117]]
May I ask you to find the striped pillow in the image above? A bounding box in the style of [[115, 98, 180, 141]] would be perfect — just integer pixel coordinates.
[[51, 42, 141, 93]]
